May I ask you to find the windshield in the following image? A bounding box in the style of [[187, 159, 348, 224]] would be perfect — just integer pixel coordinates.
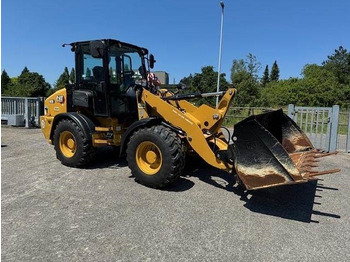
[[108, 45, 146, 92]]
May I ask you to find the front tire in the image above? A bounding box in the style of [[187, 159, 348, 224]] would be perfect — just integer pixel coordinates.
[[126, 125, 185, 188], [54, 119, 95, 167]]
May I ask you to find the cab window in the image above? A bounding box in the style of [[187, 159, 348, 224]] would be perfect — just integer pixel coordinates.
[[108, 45, 145, 92], [80, 45, 104, 82]]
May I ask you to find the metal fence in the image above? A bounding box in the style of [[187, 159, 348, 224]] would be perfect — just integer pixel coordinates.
[[224, 105, 349, 153], [1, 97, 349, 153], [1, 97, 44, 127], [337, 111, 350, 153], [287, 105, 338, 152]]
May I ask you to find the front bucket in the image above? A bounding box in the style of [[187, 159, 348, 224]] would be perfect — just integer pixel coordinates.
[[231, 109, 340, 190]]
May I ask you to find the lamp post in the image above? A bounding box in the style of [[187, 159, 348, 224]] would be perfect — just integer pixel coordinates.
[[216, 1, 225, 107]]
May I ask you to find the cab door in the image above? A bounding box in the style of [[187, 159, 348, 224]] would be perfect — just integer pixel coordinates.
[[76, 43, 109, 116]]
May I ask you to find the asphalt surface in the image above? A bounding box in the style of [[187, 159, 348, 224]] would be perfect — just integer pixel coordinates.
[[1, 127, 350, 262]]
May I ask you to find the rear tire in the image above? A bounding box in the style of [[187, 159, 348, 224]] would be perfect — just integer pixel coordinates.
[[54, 119, 95, 167], [126, 125, 185, 188]]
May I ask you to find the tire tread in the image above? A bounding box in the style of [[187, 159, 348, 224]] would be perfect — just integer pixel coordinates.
[[126, 125, 185, 188]]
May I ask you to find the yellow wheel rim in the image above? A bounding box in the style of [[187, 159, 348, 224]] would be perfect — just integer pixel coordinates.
[[59, 131, 76, 158], [136, 141, 162, 175]]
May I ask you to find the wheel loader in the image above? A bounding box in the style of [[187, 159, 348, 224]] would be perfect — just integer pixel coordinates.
[[40, 39, 339, 190]]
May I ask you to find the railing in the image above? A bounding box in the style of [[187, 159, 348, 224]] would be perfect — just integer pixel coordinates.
[[1, 97, 44, 127], [288, 105, 337, 152]]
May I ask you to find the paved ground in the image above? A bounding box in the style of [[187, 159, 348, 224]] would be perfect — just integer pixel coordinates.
[[1, 127, 350, 262]]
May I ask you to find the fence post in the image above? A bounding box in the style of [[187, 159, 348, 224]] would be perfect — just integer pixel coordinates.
[[14, 100, 17, 114], [36, 99, 40, 126], [329, 105, 340, 152], [24, 98, 30, 128], [287, 104, 295, 118]]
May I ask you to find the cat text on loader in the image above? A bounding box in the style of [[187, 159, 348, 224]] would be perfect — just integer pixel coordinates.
[[40, 39, 340, 190]]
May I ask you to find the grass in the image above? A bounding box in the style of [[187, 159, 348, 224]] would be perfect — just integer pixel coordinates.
[[223, 107, 285, 127]]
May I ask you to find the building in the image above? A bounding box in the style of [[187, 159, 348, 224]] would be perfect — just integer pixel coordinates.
[[153, 71, 169, 85]]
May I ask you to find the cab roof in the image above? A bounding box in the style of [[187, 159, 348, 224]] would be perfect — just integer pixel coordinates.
[[67, 39, 149, 55]]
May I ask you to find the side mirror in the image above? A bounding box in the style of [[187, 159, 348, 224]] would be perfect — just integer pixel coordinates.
[[149, 54, 156, 69], [90, 41, 105, 58]]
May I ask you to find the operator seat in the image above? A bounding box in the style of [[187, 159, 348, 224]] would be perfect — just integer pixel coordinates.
[[92, 66, 104, 82]]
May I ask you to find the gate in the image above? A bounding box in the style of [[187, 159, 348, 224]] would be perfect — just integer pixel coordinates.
[[337, 111, 350, 153], [1, 97, 44, 127], [287, 104, 339, 152]]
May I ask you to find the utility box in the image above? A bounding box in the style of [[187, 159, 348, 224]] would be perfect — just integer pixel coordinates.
[[153, 71, 169, 85], [4, 114, 25, 126]]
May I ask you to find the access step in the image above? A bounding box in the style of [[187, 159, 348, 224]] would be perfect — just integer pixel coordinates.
[[95, 126, 113, 132]]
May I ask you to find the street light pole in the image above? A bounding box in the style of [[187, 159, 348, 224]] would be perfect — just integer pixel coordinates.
[[216, 1, 225, 107]]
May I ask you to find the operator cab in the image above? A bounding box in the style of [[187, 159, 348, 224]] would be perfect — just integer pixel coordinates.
[[68, 39, 149, 121]]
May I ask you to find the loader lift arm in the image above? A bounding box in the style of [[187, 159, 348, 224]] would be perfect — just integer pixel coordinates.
[[141, 88, 236, 171], [162, 91, 226, 101]]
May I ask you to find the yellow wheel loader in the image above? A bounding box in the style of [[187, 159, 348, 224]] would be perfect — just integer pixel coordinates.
[[40, 39, 339, 190]]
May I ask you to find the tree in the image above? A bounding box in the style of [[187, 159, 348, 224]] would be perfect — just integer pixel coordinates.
[[230, 54, 261, 106], [21, 66, 29, 75], [56, 67, 70, 88], [234, 72, 260, 106], [322, 46, 350, 84], [231, 55, 261, 82], [261, 65, 270, 87], [246, 53, 261, 79], [259, 63, 350, 108], [259, 78, 301, 107], [179, 66, 229, 106], [270, 60, 280, 81], [86, 68, 91, 78], [230, 59, 246, 81], [69, 68, 75, 83], [5, 67, 50, 97], [1, 70, 11, 94], [301, 64, 347, 107], [47, 67, 70, 95]]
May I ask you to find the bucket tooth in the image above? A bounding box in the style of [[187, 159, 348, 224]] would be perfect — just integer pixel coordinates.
[[314, 152, 338, 158], [296, 151, 340, 178], [308, 169, 341, 177], [299, 166, 314, 173], [302, 163, 319, 168]]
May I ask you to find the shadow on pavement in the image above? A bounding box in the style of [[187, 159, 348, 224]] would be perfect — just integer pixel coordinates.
[[185, 161, 341, 223], [84, 147, 195, 191], [83, 149, 341, 223], [163, 178, 195, 192], [240, 182, 340, 223], [86, 147, 128, 170]]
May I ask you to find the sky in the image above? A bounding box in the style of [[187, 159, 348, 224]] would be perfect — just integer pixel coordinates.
[[2, 0, 350, 86]]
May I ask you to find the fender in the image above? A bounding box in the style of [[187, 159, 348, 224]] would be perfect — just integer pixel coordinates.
[[50, 112, 95, 141], [119, 117, 161, 156]]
